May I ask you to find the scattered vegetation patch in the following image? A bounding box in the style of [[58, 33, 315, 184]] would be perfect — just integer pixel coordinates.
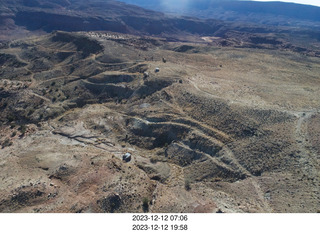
[[173, 45, 195, 53], [52, 32, 103, 57], [98, 194, 122, 213], [0, 54, 27, 68]]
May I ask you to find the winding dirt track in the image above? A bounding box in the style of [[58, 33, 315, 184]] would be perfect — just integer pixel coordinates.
[[295, 111, 320, 180]]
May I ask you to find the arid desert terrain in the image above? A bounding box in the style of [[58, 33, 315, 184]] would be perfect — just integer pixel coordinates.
[[0, 29, 319, 213]]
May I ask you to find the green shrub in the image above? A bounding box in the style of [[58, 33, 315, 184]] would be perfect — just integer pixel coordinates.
[[2, 139, 12, 148], [150, 156, 158, 164], [19, 125, 27, 134], [142, 197, 149, 213], [185, 179, 191, 191], [28, 109, 35, 116], [7, 114, 17, 122]]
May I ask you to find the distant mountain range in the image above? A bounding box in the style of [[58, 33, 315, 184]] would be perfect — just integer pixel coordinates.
[[1, 0, 320, 55], [119, 0, 320, 29]]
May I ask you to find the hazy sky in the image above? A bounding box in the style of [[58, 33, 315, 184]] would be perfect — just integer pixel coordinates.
[[159, 1, 320, 9], [253, 0, 320, 7]]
